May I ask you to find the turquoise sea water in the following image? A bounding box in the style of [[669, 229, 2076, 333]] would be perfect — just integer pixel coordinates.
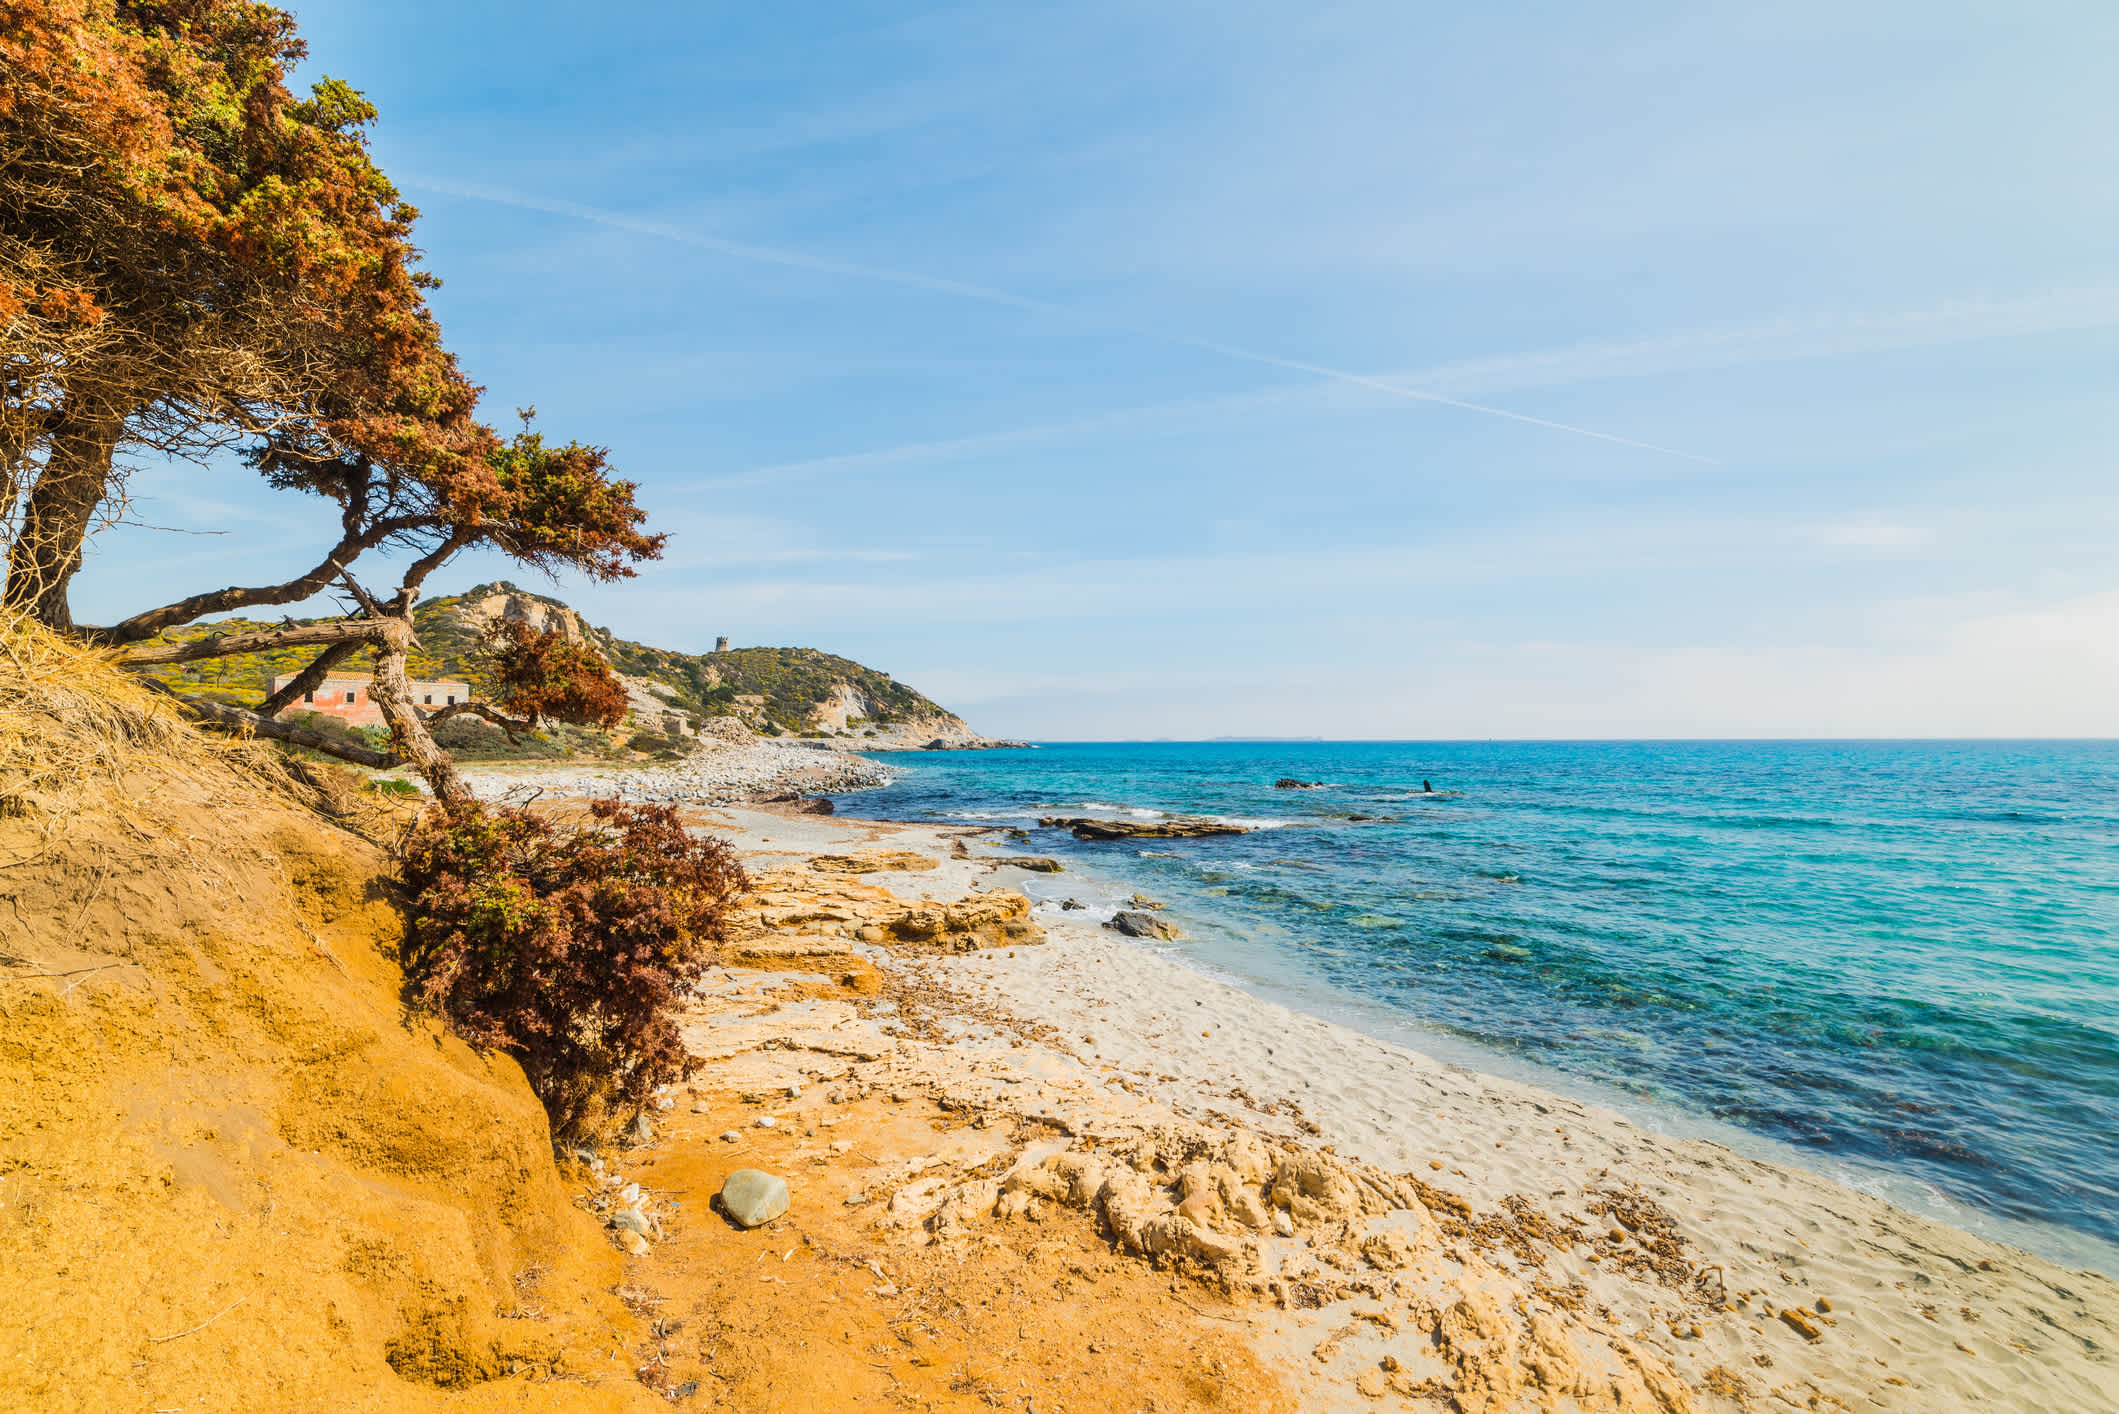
[[837, 741, 2119, 1264]]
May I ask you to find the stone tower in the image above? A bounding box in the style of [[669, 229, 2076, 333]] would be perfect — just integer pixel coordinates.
[[714, 636, 731, 653]]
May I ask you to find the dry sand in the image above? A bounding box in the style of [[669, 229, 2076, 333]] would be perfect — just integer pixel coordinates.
[[642, 804, 2119, 1412]]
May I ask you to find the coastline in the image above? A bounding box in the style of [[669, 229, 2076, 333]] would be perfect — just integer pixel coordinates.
[[589, 791, 2119, 1410]]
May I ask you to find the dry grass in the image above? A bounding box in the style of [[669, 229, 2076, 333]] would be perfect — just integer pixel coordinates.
[[0, 611, 404, 856]]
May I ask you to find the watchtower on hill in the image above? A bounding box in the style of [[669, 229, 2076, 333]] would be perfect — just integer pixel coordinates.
[[714, 636, 730, 653]]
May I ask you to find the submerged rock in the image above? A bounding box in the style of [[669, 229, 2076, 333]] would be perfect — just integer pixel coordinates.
[[1038, 816, 1249, 840], [1273, 778, 1323, 789], [1107, 911, 1181, 941], [719, 1169, 791, 1229]]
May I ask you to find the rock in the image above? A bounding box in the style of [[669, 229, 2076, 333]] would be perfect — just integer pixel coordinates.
[[1107, 911, 1181, 941], [719, 1130, 742, 1143], [1129, 893, 1166, 909], [1273, 778, 1323, 789], [1038, 816, 1249, 840], [619, 1228, 650, 1256], [719, 1169, 791, 1228], [610, 1207, 653, 1237], [809, 851, 939, 874], [995, 856, 1063, 872], [796, 796, 835, 815], [629, 1114, 655, 1145], [784, 1082, 803, 1099], [692, 1101, 711, 1113], [756, 1115, 778, 1128], [829, 1140, 853, 1155]]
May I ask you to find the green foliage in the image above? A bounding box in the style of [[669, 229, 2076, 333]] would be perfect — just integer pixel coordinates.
[[399, 800, 748, 1142]]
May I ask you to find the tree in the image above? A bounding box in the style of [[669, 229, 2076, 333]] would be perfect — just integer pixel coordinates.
[[2, 3, 664, 805], [1, 0, 477, 629], [115, 414, 663, 806]]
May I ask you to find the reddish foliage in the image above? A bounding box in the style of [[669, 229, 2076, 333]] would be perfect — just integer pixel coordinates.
[[481, 619, 629, 730], [400, 800, 748, 1141]]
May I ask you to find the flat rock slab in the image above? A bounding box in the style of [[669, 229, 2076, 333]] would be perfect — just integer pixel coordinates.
[[1107, 911, 1182, 941], [719, 1168, 791, 1228]]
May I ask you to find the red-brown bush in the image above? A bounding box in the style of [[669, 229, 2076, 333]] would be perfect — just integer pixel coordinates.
[[480, 619, 629, 730], [399, 798, 748, 1142]]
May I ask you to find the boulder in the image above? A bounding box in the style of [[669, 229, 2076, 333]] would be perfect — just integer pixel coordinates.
[[994, 856, 1063, 872], [719, 1169, 791, 1229], [1273, 778, 1323, 789], [1037, 817, 1248, 840], [1107, 911, 1181, 941]]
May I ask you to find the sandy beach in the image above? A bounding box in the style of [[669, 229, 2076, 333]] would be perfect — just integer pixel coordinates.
[[565, 794, 2119, 1411]]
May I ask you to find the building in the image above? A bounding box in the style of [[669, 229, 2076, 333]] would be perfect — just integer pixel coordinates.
[[268, 675, 471, 729], [714, 636, 731, 653]]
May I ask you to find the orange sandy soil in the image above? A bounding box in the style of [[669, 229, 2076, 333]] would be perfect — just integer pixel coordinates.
[[0, 674, 1293, 1411], [609, 1081, 1291, 1412]]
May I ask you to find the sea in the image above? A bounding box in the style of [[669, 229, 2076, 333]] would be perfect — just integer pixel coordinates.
[[834, 740, 2119, 1273]]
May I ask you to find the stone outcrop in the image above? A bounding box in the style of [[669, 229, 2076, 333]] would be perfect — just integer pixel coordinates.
[[1107, 910, 1181, 941], [730, 866, 1044, 954], [1038, 817, 1250, 840]]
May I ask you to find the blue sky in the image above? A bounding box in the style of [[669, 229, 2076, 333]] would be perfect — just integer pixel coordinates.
[[78, 1, 2119, 737]]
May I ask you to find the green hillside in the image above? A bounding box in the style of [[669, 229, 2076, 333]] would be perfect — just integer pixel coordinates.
[[136, 582, 963, 739]]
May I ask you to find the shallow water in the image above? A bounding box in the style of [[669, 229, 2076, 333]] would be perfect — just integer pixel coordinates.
[[838, 740, 2119, 1256]]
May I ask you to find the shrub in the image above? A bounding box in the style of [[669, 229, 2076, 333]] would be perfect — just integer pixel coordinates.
[[480, 620, 629, 729], [399, 799, 748, 1143]]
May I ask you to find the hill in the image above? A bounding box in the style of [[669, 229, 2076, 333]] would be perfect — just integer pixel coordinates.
[[139, 582, 995, 748]]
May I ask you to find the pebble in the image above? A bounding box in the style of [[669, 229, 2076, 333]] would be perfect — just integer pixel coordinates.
[[719, 1169, 792, 1229], [609, 1207, 653, 1237], [720, 1130, 742, 1143], [784, 1083, 803, 1098], [829, 1140, 853, 1155], [619, 1229, 650, 1256], [620, 1182, 640, 1204], [756, 1115, 778, 1128]]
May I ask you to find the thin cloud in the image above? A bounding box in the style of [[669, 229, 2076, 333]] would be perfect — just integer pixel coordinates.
[[698, 281, 2119, 488], [407, 176, 1713, 462]]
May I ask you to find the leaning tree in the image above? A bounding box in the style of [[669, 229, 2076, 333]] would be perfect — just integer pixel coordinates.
[[2, 0, 666, 806]]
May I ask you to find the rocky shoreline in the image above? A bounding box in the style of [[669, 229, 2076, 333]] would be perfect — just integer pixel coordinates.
[[460, 736, 898, 807], [572, 808, 2119, 1412]]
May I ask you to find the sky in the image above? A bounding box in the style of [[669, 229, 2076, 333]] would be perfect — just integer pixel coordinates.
[[75, 1, 2119, 738]]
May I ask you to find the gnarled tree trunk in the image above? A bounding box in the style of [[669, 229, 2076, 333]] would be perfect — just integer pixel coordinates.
[[367, 621, 474, 811], [3, 396, 123, 631]]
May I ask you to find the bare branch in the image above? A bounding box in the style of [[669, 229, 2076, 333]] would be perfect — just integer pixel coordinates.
[[117, 618, 406, 666], [139, 681, 398, 768], [86, 526, 388, 645], [257, 639, 363, 716], [425, 700, 537, 736]]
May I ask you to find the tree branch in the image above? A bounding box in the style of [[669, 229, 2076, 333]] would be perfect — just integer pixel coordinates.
[[425, 700, 537, 735], [257, 639, 364, 716], [139, 681, 399, 768], [118, 617, 406, 666], [87, 532, 375, 645]]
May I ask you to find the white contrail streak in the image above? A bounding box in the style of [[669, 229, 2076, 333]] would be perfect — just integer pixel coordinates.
[[408, 177, 1715, 463]]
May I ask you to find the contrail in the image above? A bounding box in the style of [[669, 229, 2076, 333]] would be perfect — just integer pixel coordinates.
[[408, 177, 1716, 463]]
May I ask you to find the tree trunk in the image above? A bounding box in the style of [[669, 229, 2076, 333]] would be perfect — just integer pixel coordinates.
[[3, 402, 122, 630], [368, 624, 475, 811]]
